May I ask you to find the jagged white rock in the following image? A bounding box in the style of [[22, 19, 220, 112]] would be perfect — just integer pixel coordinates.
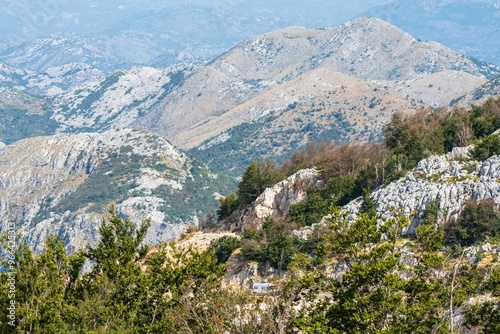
[[345, 152, 500, 234], [226, 168, 320, 231]]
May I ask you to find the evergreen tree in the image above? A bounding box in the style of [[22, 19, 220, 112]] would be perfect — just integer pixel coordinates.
[[0, 235, 84, 333], [471, 133, 500, 161], [237, 160, 284, 205]]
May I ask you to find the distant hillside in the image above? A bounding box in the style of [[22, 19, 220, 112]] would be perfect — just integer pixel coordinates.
[[52, 66, 175, 132], [135, 17, 496, 174], [21, 17, 492, 176], [0, 1, 357, 72], [0, 60, 105, 96], [1, 1, 497, 71], [0, 18, 498, 178], [0, 129, 234, 252], [453, 75, 500, 106], [0, 89, 57, 144]]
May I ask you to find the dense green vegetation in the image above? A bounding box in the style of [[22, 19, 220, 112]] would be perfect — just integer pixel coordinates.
[[445, 199, 500, 247], [0, 108, 59, 144], [290, 209, 450, 333], [1, 207, 229, 333], [240, 218, 300, 272], [2, 202, 499, 333]]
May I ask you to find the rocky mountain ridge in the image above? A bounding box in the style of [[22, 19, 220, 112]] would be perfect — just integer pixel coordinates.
[[1, 1, 498, 71], [217, 168, 320, 232], [0, 1, 352, 72], [0, 128, 230, 252], [52, 66, 174, 132], [358, 148, 500, 233], [2, 18, 498, 157], [361, 0, 500, 66], [32, 19, 495, 156], [0, 60, 105, 96], [122, 17, 499, 147]]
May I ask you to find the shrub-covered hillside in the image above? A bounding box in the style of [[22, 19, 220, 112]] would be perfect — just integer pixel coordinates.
[[2, 201, 500, 333], [2, 97, 500, 333], [219, 97, 500, 227]]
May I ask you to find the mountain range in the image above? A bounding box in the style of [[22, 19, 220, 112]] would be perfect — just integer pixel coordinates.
[[0, 16, 499, 250], [0, 0, 498, 72], [2, 4, 500, 331], [361, 0, 500, 66], [0, 0, 365, 72], [4, 17, 497, 168]]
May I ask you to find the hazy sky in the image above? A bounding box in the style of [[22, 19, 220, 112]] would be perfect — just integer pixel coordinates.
[[0, 0, 395, 41]]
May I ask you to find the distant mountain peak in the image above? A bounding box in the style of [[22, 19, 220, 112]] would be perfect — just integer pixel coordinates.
[[359, 0, 500, 65]]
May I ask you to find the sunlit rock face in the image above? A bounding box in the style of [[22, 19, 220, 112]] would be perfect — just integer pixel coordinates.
[[345, 148, 500, 234], [222, 168, 319, 231], [0, 129, 222, 252]]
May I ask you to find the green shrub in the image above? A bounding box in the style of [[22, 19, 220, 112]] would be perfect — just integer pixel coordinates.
[[217, 193, 241, 219], [445, 199, 500, 246], [240, 219, 298, 271], [237, 160, 284, 205], [208, 236, 241, 264], [470, 97, 500, 138], [471, 134, 500, 161], [289, 192, 329, 226]]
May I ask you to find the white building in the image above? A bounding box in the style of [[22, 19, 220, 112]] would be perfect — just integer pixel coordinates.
[[252, 282, 275, 295]]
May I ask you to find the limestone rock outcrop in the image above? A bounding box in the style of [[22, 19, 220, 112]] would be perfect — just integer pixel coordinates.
[[346, 151, 500, 233], [223, 168, 320, 231]]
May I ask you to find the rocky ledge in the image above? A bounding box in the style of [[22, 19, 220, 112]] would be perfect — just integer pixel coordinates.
[[346, 151, 500, 233], [221, 168, 320, 231]]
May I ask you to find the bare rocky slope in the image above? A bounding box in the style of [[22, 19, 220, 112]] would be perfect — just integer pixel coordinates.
[[453, 75, 500, 107], [216, 168, 320, 232], [0, 60, 105, 96], [37, 18, 497, 175], [0, 129, 231, 252], [354, 149, 500, 234], [136, 17, 497, 148]]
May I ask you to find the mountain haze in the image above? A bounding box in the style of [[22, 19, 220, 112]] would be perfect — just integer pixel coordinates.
[[1, 1, 497, 71], [361, 0, 500, 65], [133, 17, 496, 171], [8, 17, 496, 175]]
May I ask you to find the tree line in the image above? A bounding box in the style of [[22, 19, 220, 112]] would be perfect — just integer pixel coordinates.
[[2, 201, 500, 333], [219, 97, 500, 226]]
